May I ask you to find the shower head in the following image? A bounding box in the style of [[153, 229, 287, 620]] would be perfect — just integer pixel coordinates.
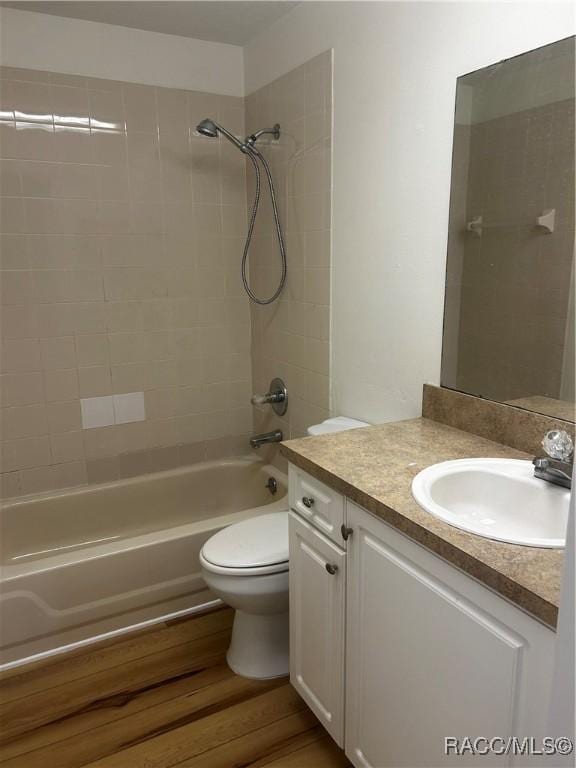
[[196, 118, 281, 154], [196, 117, 246, 152], [195, 117, 287, 305], [196, 118, 219, 138]]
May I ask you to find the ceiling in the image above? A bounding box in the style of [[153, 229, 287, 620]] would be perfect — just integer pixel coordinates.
[[0, 1, 300, 45]]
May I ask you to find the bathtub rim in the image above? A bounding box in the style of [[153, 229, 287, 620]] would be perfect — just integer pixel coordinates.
[[1, 453, 281, 510], [1, 493, 288, 580], [1, 457, 288, 580]]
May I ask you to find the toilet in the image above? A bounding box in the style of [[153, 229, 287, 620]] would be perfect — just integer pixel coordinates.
[[199, 415, 370, 679]]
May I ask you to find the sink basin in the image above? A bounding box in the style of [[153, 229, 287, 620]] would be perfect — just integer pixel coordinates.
[[412, 458, 569, 548]]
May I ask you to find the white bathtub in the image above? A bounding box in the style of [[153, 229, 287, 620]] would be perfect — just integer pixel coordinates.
[[0, 457, 287, 667]]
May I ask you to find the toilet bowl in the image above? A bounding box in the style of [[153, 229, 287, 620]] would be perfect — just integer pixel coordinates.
[[199, 511, 289, 679], [200, 417, 368, 680]]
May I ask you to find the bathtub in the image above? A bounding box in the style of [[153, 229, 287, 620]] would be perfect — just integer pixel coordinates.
[[0, 457, 287, 667]]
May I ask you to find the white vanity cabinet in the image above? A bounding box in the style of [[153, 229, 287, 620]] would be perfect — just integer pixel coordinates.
[[288, 465, 556, 768], [345, 501, 555, 768], [289, 511, 346, 745]]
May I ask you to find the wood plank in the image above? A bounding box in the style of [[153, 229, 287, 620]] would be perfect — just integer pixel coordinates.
[[83, 682, 307, 768], [0, 609, 349, 768], [176, 713, 322, 768], [1, 668, 285, 767], [0, 630, 230, 744], [247, 726, 328, 768], [0, 609, 232, 702], [0, 606, 224, 687], [0, 623, 164, 685], [163, 607, 224, 628], [258, 735, 352, 768], [0, 664, 232, 763]]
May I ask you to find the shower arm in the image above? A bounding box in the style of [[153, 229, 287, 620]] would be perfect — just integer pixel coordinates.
[[210, 122, 280, 153], [245, 124, 281, 148]]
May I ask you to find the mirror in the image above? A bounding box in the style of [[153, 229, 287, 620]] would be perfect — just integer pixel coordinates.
[[441, 37, 575, 422]]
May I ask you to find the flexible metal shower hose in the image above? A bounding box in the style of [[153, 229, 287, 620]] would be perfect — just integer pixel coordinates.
[[242, 146, 287, 305]]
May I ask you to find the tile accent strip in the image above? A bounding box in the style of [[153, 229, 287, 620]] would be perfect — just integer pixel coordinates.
[[81, 392, 145, 429]]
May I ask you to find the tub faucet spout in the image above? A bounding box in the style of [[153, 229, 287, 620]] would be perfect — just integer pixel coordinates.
[[250, 430, 283, 449]]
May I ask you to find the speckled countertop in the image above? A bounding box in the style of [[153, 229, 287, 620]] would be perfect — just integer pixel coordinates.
[[280, 417, 564, 629]]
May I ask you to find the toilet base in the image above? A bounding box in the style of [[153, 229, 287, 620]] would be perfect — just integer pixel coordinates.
[[226, 610, 289, 679]]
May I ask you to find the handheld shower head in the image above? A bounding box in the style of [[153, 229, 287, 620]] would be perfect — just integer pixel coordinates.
[[196, 118, 219, 138], [196, 118, 246, 152], [195, 117, 287, 305]]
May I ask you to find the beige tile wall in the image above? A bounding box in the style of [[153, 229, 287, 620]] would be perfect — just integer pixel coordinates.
[[456, 98, 575, 403], [0, 66, 253, 498], [245, 51, 332, 465], [441, 122, 470, 387]]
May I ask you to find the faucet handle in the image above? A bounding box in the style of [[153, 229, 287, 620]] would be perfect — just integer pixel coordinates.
[[542, 430, 574, 462], [250, 377, 288, 416], [251, 392, 275, 406]]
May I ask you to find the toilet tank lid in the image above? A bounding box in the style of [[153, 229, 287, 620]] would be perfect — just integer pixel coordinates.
[[201, 511, 288, 569], [307, 416, 370, 436]]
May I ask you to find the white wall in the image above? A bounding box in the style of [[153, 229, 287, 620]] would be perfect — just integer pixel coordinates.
[[245, 1, 575, 424], [0, 7, 244, 96]]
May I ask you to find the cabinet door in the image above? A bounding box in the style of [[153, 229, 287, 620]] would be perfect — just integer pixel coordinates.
[[289, 465, 345, 546], [345, 502, 535, 768], [289, 511, 346, 746]]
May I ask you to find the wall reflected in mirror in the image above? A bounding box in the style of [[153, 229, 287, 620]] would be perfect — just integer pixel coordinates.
[[442, 36, 575, 423]]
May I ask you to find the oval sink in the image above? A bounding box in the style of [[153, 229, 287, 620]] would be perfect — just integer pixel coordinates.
[[412, 458, 569, 548]]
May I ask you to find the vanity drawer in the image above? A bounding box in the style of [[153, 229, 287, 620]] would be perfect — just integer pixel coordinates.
[[289, 465, 345, 545]]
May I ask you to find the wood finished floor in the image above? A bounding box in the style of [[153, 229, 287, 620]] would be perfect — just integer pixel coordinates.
[[0, 608, 351, 768]]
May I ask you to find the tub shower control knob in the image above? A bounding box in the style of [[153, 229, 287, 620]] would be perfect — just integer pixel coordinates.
[[251, 377, 288, 416], [302, 496, 315, 508]]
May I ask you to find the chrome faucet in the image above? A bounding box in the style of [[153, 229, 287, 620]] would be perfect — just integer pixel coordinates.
[[250, 430, 283, 449], [251, 377, 288, 417], [533, 430, 573, 489]]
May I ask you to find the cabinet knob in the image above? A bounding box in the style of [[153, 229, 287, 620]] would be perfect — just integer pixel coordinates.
[[302, 496, 315, 508], [325, 563, 338, 575], [341, 524, 353, 540]]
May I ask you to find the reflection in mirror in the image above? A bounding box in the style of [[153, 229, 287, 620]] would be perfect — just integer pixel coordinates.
[[442, 37, 575, 423]]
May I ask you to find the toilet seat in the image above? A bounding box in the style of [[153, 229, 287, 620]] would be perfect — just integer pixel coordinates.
[[199, 552, 288, 576], [200, 511, 289, 577]]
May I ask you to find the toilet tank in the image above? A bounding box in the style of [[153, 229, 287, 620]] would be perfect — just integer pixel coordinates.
[[307, 416, 370, 436]]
